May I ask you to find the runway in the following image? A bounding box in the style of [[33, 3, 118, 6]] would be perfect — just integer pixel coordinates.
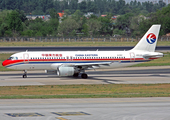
[[1, 97, 170, 120], [0, 66, 170, 86]]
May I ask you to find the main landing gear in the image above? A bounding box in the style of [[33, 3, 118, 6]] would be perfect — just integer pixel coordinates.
[[73, 73, 88, 79], [81, 73, 88, 79], [23, 70, 27, 78], [73, 73, 79, 77]]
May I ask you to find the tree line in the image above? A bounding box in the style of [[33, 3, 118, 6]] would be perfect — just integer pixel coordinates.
[[0, 0, 166, 15], [0, 0, 169, 37]]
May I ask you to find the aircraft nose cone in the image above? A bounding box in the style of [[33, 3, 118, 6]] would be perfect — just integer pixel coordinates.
[[2, 61, 5, 66], [2, 60, 8, 67]]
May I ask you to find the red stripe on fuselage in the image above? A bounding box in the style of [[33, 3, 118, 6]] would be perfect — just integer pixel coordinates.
[[2, 60, 23, 67], [2, 57, 158, 67]]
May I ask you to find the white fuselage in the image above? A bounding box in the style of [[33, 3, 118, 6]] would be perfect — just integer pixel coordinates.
[[3, 50, 161, 70]]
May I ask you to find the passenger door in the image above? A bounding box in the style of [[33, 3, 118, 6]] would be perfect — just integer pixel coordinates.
[[129, 52, 135, 62], [23, 53, 29, 64]]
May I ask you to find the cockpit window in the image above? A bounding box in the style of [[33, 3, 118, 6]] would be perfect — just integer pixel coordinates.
[[7, 57, 18, 60], [7, 57, 14, 60]]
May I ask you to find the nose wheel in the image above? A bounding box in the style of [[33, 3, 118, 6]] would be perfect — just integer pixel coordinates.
[[23, 74, 27, 78], [23, 70, 27, 78]]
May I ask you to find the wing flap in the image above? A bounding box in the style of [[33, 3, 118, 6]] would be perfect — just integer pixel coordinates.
[[73, 62, 112, 66]]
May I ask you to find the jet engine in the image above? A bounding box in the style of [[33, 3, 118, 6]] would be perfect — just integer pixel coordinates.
[[57, 66, 74, 76], [45, 66, 75, 76]]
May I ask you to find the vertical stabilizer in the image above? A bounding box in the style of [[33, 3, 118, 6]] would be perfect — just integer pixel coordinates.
[[132, 25, 161, 52]]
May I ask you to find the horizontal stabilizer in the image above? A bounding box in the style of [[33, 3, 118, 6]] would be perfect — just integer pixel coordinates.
[[143, 53, 163, 59]]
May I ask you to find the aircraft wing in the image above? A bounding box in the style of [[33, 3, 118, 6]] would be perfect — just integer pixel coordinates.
[[74, 62, 112, 66], [74, 62, 112, 69], [56, 62, 113, 70]]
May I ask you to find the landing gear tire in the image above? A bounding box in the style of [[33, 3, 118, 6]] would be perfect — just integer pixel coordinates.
[[23, 74, 27, 78], [81, 73, 88, 79], [73, 73, 79, 77]]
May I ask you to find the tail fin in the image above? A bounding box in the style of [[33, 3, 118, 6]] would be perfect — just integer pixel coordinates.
[[132, 25, 161, 52]]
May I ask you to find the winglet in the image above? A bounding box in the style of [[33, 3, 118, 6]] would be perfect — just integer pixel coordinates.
[[132, 25, 161, 52]]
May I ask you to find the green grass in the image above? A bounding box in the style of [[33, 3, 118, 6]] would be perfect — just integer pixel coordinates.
[[0, 41, 169, 46], [0, 84, 170, 99], [0, 41, 138, 47]]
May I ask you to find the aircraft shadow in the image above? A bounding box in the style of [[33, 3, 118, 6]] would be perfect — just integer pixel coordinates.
[[6, 74, 169, 79]]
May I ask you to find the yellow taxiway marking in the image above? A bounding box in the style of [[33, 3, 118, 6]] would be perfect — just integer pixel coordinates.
[[57, 117, 69, 120], [52, 112, 91, 116]]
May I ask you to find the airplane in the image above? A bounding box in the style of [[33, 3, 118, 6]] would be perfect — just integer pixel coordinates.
[[2, 25, 163, 79]]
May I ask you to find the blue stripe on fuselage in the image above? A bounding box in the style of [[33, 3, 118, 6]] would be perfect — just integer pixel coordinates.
[[5, 60, 150, 68]]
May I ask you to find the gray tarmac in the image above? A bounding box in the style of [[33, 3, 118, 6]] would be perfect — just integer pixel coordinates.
[[1, 97, 170, 120], [0, 66, 170, 86]]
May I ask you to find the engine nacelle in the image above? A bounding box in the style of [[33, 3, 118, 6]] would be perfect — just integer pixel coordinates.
[[45, 70, 57, 74], [58, 67, 74, 76]]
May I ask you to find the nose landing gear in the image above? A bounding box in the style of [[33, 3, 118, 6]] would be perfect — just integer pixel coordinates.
[[23, 70, 27, 78]]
